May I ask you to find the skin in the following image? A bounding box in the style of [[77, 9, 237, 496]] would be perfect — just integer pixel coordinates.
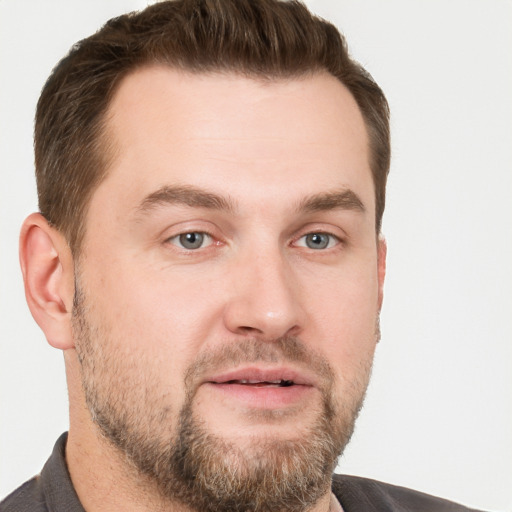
[[20, 68, 386, 512]]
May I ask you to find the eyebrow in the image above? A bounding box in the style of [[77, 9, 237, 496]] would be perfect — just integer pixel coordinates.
[[295, 189, 365, 214], [136, 185, 235, 214], [135, 184, 365, 217]]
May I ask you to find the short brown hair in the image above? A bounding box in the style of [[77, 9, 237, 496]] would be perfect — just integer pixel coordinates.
[[35, 0, 390, 254]]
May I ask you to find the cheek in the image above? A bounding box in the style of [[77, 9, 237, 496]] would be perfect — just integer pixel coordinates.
[[302, 262, 379, 369], [83, 262, 225, 370], [314, 287, 377, 409], [79, 260, 222, 399]]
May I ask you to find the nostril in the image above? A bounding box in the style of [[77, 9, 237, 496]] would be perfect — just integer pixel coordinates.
[[238, 325, 264, 335]]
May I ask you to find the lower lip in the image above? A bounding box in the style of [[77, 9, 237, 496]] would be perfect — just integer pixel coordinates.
[[203, 382, 314, 409]]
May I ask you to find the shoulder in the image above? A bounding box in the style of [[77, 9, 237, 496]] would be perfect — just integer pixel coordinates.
[[332, 474, 486, 512], [1, 433, 84, 512], [0, 475, 47, 512]]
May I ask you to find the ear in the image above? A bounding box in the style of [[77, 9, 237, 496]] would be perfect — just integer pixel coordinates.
[[19, 213, 75, 350], [377, 235, 387, 311]]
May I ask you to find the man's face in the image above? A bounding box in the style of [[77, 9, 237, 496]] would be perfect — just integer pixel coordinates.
[[73, 68, 385, 511]]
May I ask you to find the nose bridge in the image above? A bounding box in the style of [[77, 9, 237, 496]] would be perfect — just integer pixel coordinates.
[[223, 241, 303, 338]]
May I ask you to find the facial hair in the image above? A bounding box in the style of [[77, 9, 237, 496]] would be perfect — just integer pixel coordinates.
[[72, 283, 373, 512]]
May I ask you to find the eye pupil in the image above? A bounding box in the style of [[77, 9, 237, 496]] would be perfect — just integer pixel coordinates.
[[179, 232, 204, 249], [306, 233, 329, 250]]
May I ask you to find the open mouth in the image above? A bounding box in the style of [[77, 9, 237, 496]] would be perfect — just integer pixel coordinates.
[[223, 379, 295, 388], [203, 369, 315, 408]]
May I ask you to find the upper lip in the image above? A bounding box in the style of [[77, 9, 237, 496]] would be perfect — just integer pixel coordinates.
[[204, 366, 317, 387]]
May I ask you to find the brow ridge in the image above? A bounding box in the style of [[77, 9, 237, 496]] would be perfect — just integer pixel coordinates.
[[296, 189, 365, 213], [136, 185, 364, 218], [136, 185, 235, 214]]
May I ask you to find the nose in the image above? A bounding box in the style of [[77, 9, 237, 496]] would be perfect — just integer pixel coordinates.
[[222, 247, 304, 340]]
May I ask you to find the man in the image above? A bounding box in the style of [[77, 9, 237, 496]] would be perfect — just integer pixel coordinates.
[[0, 1, 486, 511]]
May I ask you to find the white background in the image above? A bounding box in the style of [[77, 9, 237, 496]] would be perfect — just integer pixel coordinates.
[[1, 1, 511, 510]]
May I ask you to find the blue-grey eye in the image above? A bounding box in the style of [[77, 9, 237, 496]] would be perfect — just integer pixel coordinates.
[[171, 232, 211, 250], [305, 233, 329, 249], [297, 232, 338, 250]]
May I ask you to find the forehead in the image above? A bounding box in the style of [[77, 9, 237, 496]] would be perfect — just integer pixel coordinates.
[[106, 67, 368, 158], [94, 67, 373, 219]]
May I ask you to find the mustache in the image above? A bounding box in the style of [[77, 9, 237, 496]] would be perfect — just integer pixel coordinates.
[[183, 336, 335, 396]]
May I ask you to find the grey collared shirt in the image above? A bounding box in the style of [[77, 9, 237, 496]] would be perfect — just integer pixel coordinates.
[[0, 432, 484, 512]]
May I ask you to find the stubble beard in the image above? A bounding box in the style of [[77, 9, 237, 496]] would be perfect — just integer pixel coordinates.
[[72, 284, 373, 512]]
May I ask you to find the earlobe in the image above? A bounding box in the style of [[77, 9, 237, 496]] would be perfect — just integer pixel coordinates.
[[377, 235, 387, 311], [19, 213, 75, 350]]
